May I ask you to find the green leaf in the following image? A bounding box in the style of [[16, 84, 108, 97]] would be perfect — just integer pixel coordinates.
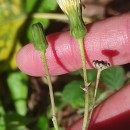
[[54, 92, 66, 110], [4, 112, 30, 130], [37, 116, 48, 130], [37, 0, 57, 12], [0, 0, 26, 71], [32, 22, 48, 51], [101, 66, 125, 90], [69, 69, 82, 75], [70, 69, 97, 82], [7, 72, 28, 116], [62, 80, 84, 108], [0, 0, 25, 21], [0, 103, 6, 130], [5, 113, 30, 126], [25, 0, 57, 13], [87, 69, 97, 82], [25, 0, 57, 41]]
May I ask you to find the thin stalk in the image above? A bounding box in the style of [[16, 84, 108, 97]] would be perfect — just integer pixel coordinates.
[[32, 13, 92, 23], [78, 38, 89, 130], [88, 70, 102, 124], [41, 52, 59, 130]]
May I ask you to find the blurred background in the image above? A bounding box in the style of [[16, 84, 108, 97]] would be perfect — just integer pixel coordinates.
[[0, 0, 130, 130]]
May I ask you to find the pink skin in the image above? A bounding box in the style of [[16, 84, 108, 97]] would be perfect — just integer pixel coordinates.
[[17, 13, 130, 76], [67, 84, 130, 130], [17, 13, 130, 129]]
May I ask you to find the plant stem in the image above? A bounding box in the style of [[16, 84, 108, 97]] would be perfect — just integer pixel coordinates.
[[88, 70, 101, 124], [41, 52, 59, 130], [32, 13, 92, 23], [78, 38, 89, 130]]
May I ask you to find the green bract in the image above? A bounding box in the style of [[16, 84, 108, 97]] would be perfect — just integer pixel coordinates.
[[32, 23, 48, 52], [56, 0, 86, 39]]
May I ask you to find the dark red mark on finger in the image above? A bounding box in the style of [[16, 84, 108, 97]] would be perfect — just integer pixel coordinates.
[[47, 33, 70, 72], [102, 50, 119, 65]]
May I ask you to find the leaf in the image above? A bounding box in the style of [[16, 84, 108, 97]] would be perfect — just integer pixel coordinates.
[[62, 80, 84, 108], [7, 72, 28, 116], [5, 113, 30, 126], [25, 0, 57, 13], [0, 0, 24, 21], [25, 0, 57, 41], [38, 0, 57, 12], [54, 92, 66, 110], [0, 103, 6, 130], [87, 69, 97, 82], [70, 69, 97, 82], [4, 112, 30, 130], [101, 66, 125, 90], [0, 1, 26, 71], [37, 116, 48, 130], [69, 69, 82, 75]]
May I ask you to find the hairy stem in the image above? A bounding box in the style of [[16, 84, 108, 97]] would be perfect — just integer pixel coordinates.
[[78, 38, 89, 130], [41, 52, 59, 130], [88, 70, 101, 124]]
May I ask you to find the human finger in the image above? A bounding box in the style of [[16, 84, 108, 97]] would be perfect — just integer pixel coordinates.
[[17, 13, 130, 76], [67, 83, 130, 130]]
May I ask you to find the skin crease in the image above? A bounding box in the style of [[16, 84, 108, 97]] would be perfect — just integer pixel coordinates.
[[16, 13, 130, 130]]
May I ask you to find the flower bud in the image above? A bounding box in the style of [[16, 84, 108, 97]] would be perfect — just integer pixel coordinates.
[[56, 0, 86, 39], [32, 22, 48, 52]]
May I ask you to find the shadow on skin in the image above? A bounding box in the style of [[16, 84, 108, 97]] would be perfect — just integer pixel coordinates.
[[47, 32, 70, 73], [67, 106, 130, 130], [89, 110, 130, 130], [67, 84, 130, 130]]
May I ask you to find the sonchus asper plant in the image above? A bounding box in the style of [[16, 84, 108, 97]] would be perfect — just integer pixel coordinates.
[[32, 23, 59, 130], [56, 0, 90, 129]]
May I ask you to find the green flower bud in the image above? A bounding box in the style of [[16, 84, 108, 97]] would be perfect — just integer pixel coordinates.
[[32, 23, 48, 52], [56, 0, 86, 39]]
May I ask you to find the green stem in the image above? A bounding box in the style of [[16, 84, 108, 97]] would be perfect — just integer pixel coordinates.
[[41, 52, 59, 130], [88, 70, 101, 124], [31, 13, 92, 23], [78, 38, 89, 130]]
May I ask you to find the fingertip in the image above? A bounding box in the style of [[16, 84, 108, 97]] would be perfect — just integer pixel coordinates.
[[16, 43, 44, 76]]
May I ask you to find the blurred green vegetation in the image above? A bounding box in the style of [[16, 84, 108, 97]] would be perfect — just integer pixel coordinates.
[[0, 0, 129, 130], [0, 0, 58, 129]]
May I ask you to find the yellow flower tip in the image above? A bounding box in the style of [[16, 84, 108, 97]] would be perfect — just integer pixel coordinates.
[[56, 0, 80, 15]]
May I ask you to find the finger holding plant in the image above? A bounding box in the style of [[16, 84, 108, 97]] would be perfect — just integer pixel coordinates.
[[56, 0, 90, 129], [32, 23, 59, 130]]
